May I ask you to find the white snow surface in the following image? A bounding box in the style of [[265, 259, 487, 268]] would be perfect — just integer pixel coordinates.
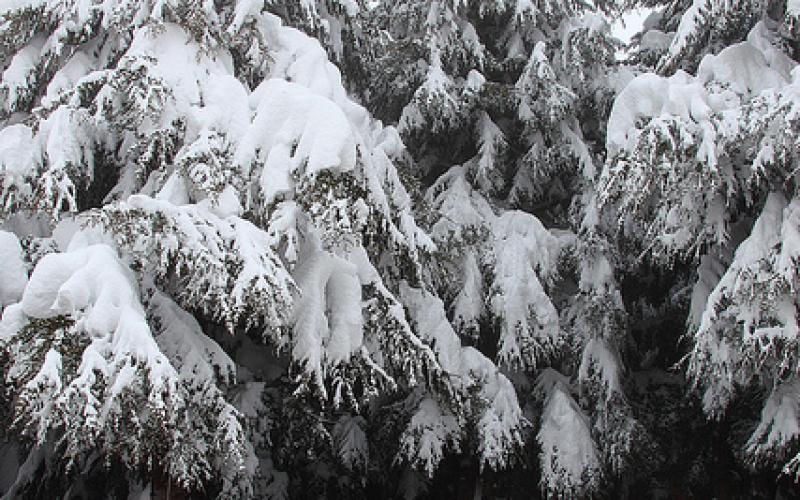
[[291, 249, 363, 390], [0, 231, 27, 307], [240, 78, 357, 205], [0, 241, 248, 488], [537, 370, 601, 496]]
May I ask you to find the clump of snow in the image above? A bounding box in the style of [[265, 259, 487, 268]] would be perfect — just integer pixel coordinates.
[[427, 166, 564, 370], [150, 291, 236, 385], [427, 166, 496, 241], [42, 52, 96, 107], [536, 369, 602, 498], [601, 21, 799, 260], [398, 48, 460, 135], [5, 244, 176, 438], [93, 194, 296, 332], [291, 249, 363, 394], [0, 231, 28, 307], [1, 38, 45, 111], [640, 29, 673, 52], [238, 79, 357, 205], [578, 337, 622, 397], [0, 124, 36, 203]]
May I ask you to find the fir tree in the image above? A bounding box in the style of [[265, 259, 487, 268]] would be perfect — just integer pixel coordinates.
[[0, 0, 526, 497], [602, 0, 800, 488], [353, 0, 651, 496]]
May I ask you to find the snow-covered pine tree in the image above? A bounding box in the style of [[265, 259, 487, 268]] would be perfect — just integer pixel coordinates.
[[601, 0, 800, 488], [354, 0, 621, 214], [354, 0, 649, 496], [0, 0, 527, 497]]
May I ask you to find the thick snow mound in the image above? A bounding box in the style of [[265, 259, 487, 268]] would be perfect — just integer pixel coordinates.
[[291, 249, 363, 387], [239, 79, 357, 204], [537, 369, 602, 497], [21, 245, 149, 339]]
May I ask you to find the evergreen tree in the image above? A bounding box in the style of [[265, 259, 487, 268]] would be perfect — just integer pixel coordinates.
[[352, 0, 652, 496], [601, 0, 800, 489], [3, 0, 798, 497], [0, 0, 526, 497], [627, 0, 800, 74]]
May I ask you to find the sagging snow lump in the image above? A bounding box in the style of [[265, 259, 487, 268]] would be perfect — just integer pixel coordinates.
[[238, 78, 358, 205], [291, 249, 363, 393], [0, 231, 28, 307]]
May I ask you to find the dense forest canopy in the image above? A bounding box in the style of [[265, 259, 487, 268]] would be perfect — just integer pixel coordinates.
[[0, 0, 798, 498]]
